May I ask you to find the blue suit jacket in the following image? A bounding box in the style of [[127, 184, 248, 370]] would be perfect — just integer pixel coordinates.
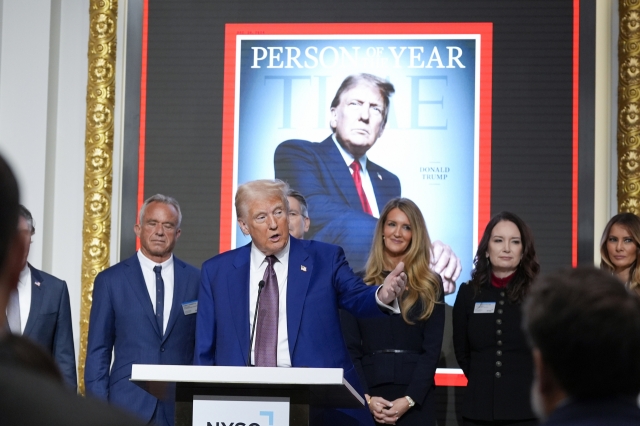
[[85, 254, 200, 423], [23, 265, 76, 389], [274, 136, 401, 271], [194, 238, 385, 425]]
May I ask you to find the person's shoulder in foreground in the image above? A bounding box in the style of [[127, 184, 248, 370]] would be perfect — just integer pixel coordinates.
[[0, 363, 145, 426], [523, 266, 640, 425], [542, 396, 640, 426], [0, 153, 144, 426]]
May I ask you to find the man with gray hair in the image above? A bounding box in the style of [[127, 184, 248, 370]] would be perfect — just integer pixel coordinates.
[[86, 194, 200, 426], [195, 179, 407, 425], [6, 204, 77, 389]]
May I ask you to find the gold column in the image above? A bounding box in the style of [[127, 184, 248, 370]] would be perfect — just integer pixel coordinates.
[[618, 1, 640, 213], [79, 0, 118, 394]]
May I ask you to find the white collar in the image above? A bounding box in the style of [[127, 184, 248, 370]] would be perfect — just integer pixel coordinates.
[[250, 237, 291, 268], [137, 250, 174, 270], [18, 264, 30, 288]]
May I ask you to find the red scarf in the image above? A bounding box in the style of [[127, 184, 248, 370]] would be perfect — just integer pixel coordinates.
[[491, 271, 516, 289]]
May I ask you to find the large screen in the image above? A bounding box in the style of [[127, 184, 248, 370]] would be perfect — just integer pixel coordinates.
[[219, 23, 492, 303]]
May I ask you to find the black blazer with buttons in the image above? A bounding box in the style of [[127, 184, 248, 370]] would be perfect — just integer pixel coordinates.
[[452, 281, 536, 422]]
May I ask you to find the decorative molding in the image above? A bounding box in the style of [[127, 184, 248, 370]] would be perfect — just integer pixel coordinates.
[[618, 0, 640, 213], [79, 0, 118, 395]]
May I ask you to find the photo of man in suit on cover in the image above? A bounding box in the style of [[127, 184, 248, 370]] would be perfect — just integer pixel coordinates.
[[275, 73, 460, 290]]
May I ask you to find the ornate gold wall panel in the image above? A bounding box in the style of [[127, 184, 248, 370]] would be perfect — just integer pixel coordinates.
[[80, 0, 118, 395], [619, 1, 640, 213]]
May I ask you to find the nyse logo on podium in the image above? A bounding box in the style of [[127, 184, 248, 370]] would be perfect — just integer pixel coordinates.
[[194, 396, 289, 426], [207, 423, 260, 426], [207, 411, 274, 426]]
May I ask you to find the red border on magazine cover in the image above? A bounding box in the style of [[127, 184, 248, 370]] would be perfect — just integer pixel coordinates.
[[219, 22, 494, 252]]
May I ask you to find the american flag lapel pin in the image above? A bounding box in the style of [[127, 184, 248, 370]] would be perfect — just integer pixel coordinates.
[[34, 281, 41, 287], [301, 265, 307, 272], [377, 172, 382, 180]]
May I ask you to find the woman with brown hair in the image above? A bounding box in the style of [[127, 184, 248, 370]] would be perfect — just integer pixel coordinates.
[[341, 198, 444, 425], [600, 213, 640, 295], [453, 211, 540, 426]]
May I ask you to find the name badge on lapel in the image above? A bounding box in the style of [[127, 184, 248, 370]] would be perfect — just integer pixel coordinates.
[[473, 302, 496, 313], [182, 300, 198, 315]]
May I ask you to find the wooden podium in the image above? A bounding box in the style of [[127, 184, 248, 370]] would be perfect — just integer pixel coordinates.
[[130, 364, 365, 426]]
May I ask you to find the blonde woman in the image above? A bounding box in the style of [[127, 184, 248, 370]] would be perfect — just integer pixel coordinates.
[[340, 198, 444, 426], [600, 212, 640, 295]]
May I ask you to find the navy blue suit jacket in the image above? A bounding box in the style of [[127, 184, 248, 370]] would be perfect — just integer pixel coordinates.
[[22, 265, 76, 389], [194, 237, 386, 425], [274, 136, 401, 271], [543, 397, 640, 425], [85, 254, 200, 423]]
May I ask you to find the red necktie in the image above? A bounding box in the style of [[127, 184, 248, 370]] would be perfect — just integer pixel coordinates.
[[255, 255, 278, 366], [350, 160, 373, 215]]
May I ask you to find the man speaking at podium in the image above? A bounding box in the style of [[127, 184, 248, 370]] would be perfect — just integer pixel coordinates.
[[194, 179, 407, 426]]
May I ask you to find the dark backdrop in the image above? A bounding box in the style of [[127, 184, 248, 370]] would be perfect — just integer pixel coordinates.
[[120, 0, 594, 274]]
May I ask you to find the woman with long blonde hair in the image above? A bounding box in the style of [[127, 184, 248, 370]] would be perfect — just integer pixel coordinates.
[[340, 198, 444, 426]]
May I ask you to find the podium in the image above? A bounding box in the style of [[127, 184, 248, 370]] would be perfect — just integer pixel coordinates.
[[130, 364, 365, 426]]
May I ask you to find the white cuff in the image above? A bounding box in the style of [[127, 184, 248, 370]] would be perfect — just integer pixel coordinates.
[[375, 286, 400, 314]]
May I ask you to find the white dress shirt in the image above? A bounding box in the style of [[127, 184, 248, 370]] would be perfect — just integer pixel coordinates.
[[332, 134, 380, 218], [249, 241, 291, 367], [9, 264, 32, 334], [137, 251, 174, 334]]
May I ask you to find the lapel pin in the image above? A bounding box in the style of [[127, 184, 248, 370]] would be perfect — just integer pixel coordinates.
[[34, 281, 41, 287], [301, 265, 307, 272], [377, 172, 382, 180]]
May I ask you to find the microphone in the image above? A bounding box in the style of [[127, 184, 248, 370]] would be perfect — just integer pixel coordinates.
[[247, 280, 266, 366]]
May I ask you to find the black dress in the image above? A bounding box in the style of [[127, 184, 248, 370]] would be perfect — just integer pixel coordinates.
[[452, 281, 538, 425], [340, 278, 445, 426]]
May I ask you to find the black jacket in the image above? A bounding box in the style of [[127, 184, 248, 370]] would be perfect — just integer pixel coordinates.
[[340, 282, 445, 407], [452, 282, 536, 421]]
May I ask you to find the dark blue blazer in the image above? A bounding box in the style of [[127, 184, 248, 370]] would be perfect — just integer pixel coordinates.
[[194, 237, 385, 425], [23, 265, 76, 389], [274, 136, 401, 271], [85, 254, 200, 423], [543, 397, 640, 425]]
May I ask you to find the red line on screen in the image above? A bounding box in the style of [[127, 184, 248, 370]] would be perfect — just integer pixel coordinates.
[[137, 0, 149, 251], [478, 25, 493, 233], [572, 0, 579, 266], [219, 25, 239, 252], [220, 22, 494, 252]]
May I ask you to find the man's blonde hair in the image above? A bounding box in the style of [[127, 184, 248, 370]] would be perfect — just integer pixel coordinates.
[[235, 179, 290, 219]]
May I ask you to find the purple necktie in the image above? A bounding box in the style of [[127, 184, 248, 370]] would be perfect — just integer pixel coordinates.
[[255, 255, 278, 366]]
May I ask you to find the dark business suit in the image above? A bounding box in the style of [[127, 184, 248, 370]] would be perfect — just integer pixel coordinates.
[[452, 282, 536, 423], [194, 237, 385, 426], [274, 136, 401, 271], [340, 278, 445, 426], [541, 397, 640, 426], [22, 264, 76, 389], [85, 254, 200, 425]]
